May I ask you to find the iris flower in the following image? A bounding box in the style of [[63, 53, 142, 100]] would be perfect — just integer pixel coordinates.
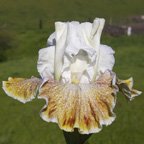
[[2, 18, 142, 144]]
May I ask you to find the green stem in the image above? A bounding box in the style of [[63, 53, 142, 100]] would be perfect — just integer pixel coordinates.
[[63, 129, 92, 144]]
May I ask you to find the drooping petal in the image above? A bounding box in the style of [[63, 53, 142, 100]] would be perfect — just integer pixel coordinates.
[[116, 77, 142, 100], [37, 46, 55, 81], [2, 77, 42, 103], [38, 71, 117, 134]]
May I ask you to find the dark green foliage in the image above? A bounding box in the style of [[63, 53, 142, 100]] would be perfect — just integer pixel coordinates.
[[0, 30, 14, 62]]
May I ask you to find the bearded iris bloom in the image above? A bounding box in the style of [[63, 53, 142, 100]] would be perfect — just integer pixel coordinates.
[[2, 18, 142, 143]]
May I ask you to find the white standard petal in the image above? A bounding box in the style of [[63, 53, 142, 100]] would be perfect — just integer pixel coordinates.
[[90, 18, 105, 48], [40, 18, 115, 83], [99, 45, 115, 72], [89, 18, 115, 81], [94, 44, 115, 80], [37, 46, 55, 81], [54, 22, 68, 80], [60, 21, 96, 83], [61, 18, 113, 83]]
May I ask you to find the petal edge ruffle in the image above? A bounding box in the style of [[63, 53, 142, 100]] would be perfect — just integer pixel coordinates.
[[2, 77, 42, 103], [38, 71, 117, 134]]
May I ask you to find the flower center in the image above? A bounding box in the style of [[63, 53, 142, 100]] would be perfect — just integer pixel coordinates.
[[70, 50, 88, 84]]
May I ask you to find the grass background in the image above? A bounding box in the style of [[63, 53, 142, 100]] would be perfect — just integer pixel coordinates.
[[0, 0, 144, 143]]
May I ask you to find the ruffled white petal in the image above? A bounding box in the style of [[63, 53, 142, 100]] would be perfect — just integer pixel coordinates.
[[61, 18, 114, 83], [37, 18, 115, 83], [93, 44, 115, 80], [91, 19, 115, 81], [60, 21, 97, 83], [37, 47, 55, 81]]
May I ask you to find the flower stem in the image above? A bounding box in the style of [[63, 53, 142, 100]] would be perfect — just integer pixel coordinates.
[[63, 129, 92, 144]]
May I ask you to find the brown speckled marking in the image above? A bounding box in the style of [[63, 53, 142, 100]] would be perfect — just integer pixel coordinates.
[[39, 71, 117, 134], [3, 77, 42, 103]]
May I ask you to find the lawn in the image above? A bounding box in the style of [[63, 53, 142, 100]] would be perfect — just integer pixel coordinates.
[[0, 0, 144, 31], [0, 0, 144, 143]]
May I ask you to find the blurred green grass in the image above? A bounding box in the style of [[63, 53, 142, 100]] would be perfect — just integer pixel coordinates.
[[0, 0, 144, 143], [0, 0, 144, 31]]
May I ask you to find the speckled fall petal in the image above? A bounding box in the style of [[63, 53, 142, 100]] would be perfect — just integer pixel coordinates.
[[38, 71, 117, 134], [2, 73, 141, 134], [116, 77, 142, 101], [2, 77, 42, 103]]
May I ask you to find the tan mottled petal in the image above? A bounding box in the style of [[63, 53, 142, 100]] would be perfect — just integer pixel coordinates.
[[116, 77, 142, 101], [38, 71, 117, 134], [2, 77, 42, 103]]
